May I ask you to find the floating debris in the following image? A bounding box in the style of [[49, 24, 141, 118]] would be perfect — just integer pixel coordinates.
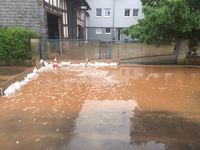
[[16, 140, 19, 144], [42, 122, 48, 126], [35, 139, 40, 142]]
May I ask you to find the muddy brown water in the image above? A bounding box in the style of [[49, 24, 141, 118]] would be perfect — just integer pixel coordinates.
[[0, 66, 200, 150]]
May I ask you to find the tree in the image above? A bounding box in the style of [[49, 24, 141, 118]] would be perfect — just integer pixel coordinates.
[[124, 0, 200, 64]]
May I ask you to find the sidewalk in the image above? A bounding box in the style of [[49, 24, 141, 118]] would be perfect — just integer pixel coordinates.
[[0, 66, 31, 88], [120, 54, 176, 65], [187, 56, 200, 65]]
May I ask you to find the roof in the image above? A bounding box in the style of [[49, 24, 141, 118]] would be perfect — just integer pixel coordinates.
[[74, 0, 91, 10]]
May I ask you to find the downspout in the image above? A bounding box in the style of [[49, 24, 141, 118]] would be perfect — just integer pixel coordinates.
[[84, 12, 88, 41]]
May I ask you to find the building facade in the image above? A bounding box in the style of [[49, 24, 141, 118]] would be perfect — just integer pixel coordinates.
[[86, 0, 144, 41], [0, 0, 90, 39]]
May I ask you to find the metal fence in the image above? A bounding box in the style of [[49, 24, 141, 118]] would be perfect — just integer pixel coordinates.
[[40, 39, 113, 61], [38, 39, 176, 64]]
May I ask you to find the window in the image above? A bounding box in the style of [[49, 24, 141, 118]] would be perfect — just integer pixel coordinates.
[[133, 9, 139, 16], [96, 8, 102, 16], [105, 28, 111, 34], [96, 28, 103, 34], [104, 8, 111, 17], [124, 9, 130, 16]]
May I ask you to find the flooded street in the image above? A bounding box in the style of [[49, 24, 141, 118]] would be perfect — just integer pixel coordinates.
[[0, 66, 200, 150]]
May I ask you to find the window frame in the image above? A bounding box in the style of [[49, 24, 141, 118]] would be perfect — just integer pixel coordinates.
[[96, 8, 102, 17], [133, 9, 139, 16], [104, 8, 111, 17], [105, 28, 111, 34], [96, 28, 103, 34], [124, 8, 131, 17]]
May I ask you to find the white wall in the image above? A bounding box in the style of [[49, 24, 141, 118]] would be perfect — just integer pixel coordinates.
[[86, 0, 144, 28], [114, 0, 143, 27], [87, 0, 113, 27]]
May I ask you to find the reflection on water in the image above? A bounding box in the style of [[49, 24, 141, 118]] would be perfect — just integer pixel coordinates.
[[0, 66, 200, 150], [65, 100, 138, 150], [131, 111, 200, 150], [131, 141, 165, 150]]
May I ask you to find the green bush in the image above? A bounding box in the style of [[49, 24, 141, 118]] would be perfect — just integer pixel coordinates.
[[0, 27, 38, 64]]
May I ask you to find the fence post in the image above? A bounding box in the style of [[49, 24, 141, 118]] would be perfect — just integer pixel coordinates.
[[175, 40, 180, 64], [39, 39, 45, 60], [109, 41, 112, 59], [60, 39, 63, 59], [99, 41, 102, 59], [30, 38, 40, 65]]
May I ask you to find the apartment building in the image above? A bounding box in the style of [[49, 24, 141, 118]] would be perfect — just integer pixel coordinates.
[[86, 0, 144, 41], [0, 0, 90, 39]]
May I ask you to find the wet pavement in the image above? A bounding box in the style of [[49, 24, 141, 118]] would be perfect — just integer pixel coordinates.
[[0, 66, 30, 76], [0, 80, 5, 84], [0, 66, 200, 150], [120, 55, 176, 64], [0, 66, 31, 84]]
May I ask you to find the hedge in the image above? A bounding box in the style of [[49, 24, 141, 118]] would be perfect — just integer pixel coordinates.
[[0, 27, 38, 64]]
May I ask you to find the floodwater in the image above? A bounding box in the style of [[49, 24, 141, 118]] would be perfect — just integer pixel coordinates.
[[0, 66, 200, 150]]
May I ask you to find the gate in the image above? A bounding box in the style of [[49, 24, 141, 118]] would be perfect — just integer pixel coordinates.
[[39, 39, 112, 61], [99, 41, 112, 59]]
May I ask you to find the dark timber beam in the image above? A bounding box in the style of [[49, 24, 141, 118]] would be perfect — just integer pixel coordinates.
[[67, 0, 77, 39]]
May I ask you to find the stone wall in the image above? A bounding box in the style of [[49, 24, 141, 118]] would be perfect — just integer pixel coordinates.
[[0, 0, 46, 38]]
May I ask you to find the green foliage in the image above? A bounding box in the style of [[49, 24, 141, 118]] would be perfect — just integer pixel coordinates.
[[124, 0, 200, 44], [0, 27, 37, 64]]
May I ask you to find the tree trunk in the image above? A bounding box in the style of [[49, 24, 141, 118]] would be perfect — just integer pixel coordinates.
[[177, 40, 189, 64]]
